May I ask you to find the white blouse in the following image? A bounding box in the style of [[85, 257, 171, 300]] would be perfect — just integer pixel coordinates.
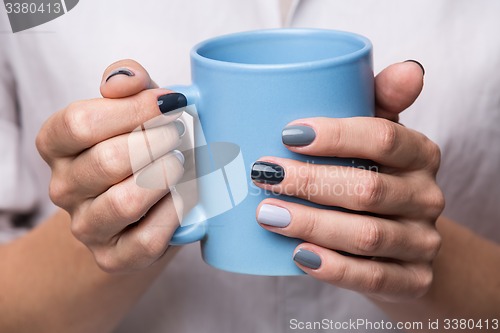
[[1, 1, 498, 332]]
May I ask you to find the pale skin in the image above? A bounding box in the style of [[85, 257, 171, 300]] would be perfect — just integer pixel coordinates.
[[0, 60, 498, 333], [255, 62, 444, 302]]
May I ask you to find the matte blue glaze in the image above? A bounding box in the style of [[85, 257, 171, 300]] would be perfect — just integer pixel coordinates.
[[169, 28, 374, 275]]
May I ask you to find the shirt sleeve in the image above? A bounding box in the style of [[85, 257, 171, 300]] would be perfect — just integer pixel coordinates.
[[0, 15, 39, 243]]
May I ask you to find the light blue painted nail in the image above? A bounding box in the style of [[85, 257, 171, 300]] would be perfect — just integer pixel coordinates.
[[257, 204, 291, 227], [171, 150, 185, 165]]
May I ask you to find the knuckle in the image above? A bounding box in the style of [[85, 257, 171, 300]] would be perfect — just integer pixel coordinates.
[[93, 248, 123, 274], [375, 120, 398, 156], [63, 102, 93, 145], [328, 120, 346, 152], [49, 176, 71, 208], [355, 220, 384, 254], [130, 92, 150, 120], [356, 172, 385, 209], [424, 230, 442, 261], [364, 264, 386, 294], [413, 266, 434, 298], [301, 166, 318, 199], [108, 186, 144, 222], [299, 209, 320, 239], [35, 129, 49, 159], [433, 188, 446, 215], [136, 229, 168, 261], [70, 214, 93, 243], [425, 141, 442, 172], [92, 142, 127, 180], [426, 185, 446, 217], [327, 261, 348, 284]]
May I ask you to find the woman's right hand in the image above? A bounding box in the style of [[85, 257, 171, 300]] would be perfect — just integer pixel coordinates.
[[36, 60, 187, 273]]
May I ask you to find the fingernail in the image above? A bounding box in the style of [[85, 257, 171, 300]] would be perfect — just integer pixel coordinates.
[[293, 249, 321, 270], [105, 68, 135, 82], [282, 125, 316, 146], [171, 149, 185, 165], [251, 161, 285, 185], [257, 204, 291, 227], [173, 120, 186, 137], [404, 59, 425, 76], [157, 93, 187, 115]]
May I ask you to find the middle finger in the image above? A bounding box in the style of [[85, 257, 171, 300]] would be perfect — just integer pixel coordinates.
[[251, 157, 429, 216], [67, 120, 184, 197]]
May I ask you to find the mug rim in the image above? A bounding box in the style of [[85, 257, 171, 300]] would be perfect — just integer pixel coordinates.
[[191, 28, 372, 72]]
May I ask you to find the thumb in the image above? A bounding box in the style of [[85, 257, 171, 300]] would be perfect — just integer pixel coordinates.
[[375, 60, 425, 122], [100, 59, 159, 99]]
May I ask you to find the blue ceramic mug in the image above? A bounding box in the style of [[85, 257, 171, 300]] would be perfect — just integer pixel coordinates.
[[167, 28, 374, 276]]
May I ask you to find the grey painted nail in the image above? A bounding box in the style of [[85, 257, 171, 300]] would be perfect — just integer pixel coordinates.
[[293, 249, 321, 269], [282, 125, 316, 146], [257, 204, 291, 227]]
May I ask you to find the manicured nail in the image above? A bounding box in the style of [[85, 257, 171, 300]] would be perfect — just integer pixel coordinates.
[[251, 161, 285, 185], [157, 93, 187, 115], [404, 59, 425, 76], [173, 120, 186, 137], [257, 204, 291, 227], [171, 150, 185, 165], [282, 125, 316, 146], [293, 249, 321, 270], [105, 68, 134, 82]]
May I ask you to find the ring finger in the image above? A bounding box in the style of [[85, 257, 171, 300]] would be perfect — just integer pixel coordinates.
[[256, 199, 439, 262], [71, 152, 184, 245]]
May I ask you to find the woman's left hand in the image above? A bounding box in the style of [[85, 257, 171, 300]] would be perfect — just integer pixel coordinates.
[[252, 61, 445, 302]]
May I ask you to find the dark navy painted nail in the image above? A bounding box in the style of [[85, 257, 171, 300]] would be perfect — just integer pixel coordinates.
[[251, 161, 285, 185], [293, 249, 321, 270], [157, 93, 187, 115], [404, 59, 425, 76], [105, 68, 135, 82], [282, 125, 316, 146]]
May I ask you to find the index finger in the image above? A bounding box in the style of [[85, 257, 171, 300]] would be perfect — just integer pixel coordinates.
[[282, 117, 440, 171], [37, 89, 187, 159]]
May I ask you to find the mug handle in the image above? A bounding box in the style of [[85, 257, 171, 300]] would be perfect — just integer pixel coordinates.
[[170, 222, 207, 245], [166, 85, 207, 246]]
